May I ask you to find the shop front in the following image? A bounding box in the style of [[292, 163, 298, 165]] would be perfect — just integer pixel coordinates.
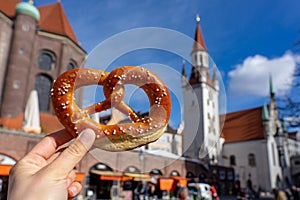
[[0, 153, 16, 200], [88, 163, 125, 199]]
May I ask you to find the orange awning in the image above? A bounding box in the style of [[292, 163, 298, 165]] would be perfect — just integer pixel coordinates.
[[91, 169, 132, 181], [170, 176, 189, 187], [0, 164, 13, 176], [100, 175, 132, 181], [159, 178, 174, 192], [100, 175, 123, 181], [75, 172, 85, 182]]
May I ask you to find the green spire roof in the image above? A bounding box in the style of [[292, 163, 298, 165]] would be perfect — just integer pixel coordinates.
[[281, 120, 287, 132], [269, 74, 275, 97], [262, 103, 269, 121], [15, 2, 40, 21]]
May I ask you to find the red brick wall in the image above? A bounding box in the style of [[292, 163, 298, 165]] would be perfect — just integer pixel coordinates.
[[0, 129, 206, 178], [0, 14, 13, 106], [0, 130, 42, 160], [0, 14, 37, 118]]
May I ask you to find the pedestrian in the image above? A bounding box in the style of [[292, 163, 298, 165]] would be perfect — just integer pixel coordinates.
[[291, 185, 300, 200], [273, 188, 288, 200], [7, 129, 96, 199], [210, 185, 219, 200], [178, 187, 190, 200]]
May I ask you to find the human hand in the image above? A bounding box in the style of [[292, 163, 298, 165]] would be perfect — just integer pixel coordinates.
[[7, 128, 96, 200]]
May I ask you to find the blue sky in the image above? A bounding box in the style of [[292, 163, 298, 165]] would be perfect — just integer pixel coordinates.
[[34, 0, 300, 128]]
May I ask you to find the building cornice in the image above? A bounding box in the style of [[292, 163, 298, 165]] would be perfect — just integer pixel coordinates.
[[0, 12, 13, 25], [37, 30, 86, 55]]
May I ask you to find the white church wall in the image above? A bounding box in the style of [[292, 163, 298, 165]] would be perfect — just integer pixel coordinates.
[[266, 135, 283, 189], [182, 84, 202, 159], [222, 139, 275, 192]]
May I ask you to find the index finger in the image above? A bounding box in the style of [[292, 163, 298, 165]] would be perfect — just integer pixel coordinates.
[[28, 129, 75, 160]]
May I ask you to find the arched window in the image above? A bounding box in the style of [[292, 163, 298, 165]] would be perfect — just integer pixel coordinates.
[[90, 162, 113, 172], [200, 54, 203, 65], [194, 54, 198, 65], [230, 155, 236, 166], [186, 171, 195, 178], [170, 170, 180, 177], [34, 74, 52, 111], [248, 153, 256, 167], [38, 51, 56, 70], [67, 60, 77, 71], [149, 169, 163, 176], [199, 173, 207, 181], [124, 166, 141, 174]]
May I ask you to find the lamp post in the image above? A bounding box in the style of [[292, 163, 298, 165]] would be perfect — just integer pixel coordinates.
[[139, 149, 144, 179]]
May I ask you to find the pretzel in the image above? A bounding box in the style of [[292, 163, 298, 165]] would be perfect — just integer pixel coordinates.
[[51, 66, 171, 151]]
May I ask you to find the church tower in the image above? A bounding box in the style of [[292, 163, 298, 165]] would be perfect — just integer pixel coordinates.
[[182, 15, 220, 163], [0, 1, 40, 118]]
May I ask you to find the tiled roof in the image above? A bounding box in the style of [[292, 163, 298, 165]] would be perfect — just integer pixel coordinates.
[[38, 2, 78, 43], [39, 112, 64, 133], [221, 106, 266, 143], [191, 23, 206, 53], [0, 0, 19, 18], [0, 113, 23, 130], [0, 112, 64, 134], [288, 131, 298, 140]]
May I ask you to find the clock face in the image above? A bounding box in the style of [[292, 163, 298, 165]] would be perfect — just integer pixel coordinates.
[[22, 24, 29, 32]]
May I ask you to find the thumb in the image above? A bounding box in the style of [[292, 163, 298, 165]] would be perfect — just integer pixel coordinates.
[[48, 128, 96, 175]]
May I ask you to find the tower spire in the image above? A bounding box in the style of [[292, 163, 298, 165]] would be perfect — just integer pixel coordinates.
[[189, 14, 209, 85], [269, 74, 275, 98], [191, 14, 206, 53], [262, 102, 270, 121]]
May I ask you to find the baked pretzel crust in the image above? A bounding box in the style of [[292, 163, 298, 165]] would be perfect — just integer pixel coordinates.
[[51, 66, 171, 151]]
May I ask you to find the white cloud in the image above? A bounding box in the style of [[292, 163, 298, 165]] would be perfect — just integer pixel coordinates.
[[228, 51, 299, 97]]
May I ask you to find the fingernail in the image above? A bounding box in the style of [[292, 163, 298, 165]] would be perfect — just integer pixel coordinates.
[[78, 129, 96, 150], [69, 185, 77, 196]]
